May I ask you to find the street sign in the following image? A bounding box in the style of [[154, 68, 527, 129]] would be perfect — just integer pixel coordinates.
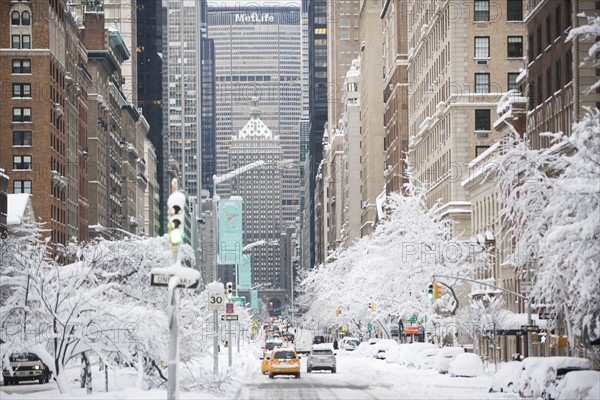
[[221, 314, 238, 321], [150, 274, 199, 289], [522, 324, 540, 332], [208, 284, 225, 311], [404, 326, 420, 335], [232, 296, 246, 307], [226, 303, 234, 314], [367, 322, 373, 332], [408, 313, 418, 323]]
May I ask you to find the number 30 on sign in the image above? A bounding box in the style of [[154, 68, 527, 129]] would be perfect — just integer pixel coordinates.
[[208, 286, 225, 311]]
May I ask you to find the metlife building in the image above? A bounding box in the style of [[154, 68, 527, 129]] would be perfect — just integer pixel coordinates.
[[207, 5, 302, 227]]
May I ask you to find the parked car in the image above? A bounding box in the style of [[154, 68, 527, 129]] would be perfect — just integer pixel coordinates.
[[415, 348, 441, 369], [555, 370, 600, 400], [261, 351, 272, 374], [489, 361, 523, 393], [448, 353, 484, 377], [307, 346, 336, 373], [433, 347, 466, 374], [397, 342, 438, 367], [339, 337, 360, 351], [518, 357, 592, 399], [370, 339, 398, 360], [2, 352, 52, 385], [269, 349, 301, 379]]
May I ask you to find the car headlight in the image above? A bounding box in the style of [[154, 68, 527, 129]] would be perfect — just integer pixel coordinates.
[[33, 365, 40, 370]]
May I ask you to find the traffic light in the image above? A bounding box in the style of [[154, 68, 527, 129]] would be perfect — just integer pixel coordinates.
[[434, 283, 443, 300], [167, 179, 186, 249], [335, 308, 341, 317], [226, 282, 233, 299], [427, 283, 434, 302], [370, 303, 376, 312]]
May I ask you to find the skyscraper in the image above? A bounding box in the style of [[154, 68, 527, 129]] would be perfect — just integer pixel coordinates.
[[228, 100, 283, 289], [207, 5, 302, 226]]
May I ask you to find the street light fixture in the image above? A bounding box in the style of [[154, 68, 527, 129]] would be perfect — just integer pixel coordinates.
[[89, 224, 141, 240]]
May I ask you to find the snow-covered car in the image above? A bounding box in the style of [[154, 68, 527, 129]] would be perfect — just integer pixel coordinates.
[[2, 352, 52, 385], [263, 339, 284, 355], [397, 342, 438, 367], [339, 337, 360, 351], [489, 361, 523, 393], [433, 347, 466, 374], [554, 370, 600, 400], [518, 357, 592, 399], [415, 348, 441, 369], [448, 353, 484, 377], [371, 339, 398, 359]]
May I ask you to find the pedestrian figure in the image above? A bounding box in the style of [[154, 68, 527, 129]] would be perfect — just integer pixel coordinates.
[[333, 339, 339, 350]]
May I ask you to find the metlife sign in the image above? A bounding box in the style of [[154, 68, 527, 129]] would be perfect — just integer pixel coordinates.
[[234, 13, 275, 23]]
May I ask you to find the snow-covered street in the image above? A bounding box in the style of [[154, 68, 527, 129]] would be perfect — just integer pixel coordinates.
[[239, 348, 518, 400]]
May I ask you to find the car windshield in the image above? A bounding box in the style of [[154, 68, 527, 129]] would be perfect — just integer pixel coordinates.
[[347, 340, 359, 346], [312, 350, 333, 356], [9, 353, 40, 362], [274, 351, 296, 360], [265, 342, 282, 350]]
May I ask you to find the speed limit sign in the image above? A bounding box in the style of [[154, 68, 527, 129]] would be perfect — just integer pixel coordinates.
[[207, 282, 225, 311]]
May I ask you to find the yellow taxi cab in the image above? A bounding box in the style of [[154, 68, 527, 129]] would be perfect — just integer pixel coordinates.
[[261, 351, 272, 374], [269, 348, 300, 379]]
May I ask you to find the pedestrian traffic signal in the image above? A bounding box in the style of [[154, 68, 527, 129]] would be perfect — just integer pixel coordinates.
[[167, 179, 186, 249], [226, 282, 233, 299], [427, 283, 434, 302], [434, 283, 443, 300], [336, 308, 341, 317]]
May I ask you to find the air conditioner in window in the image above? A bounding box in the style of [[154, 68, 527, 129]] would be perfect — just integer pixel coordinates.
[[476, 60, 488, 65], [475, 130, 490, 138]]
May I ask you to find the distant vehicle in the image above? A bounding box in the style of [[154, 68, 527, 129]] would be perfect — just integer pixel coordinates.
[[282, 333, 295, 343], [339, 337, 360, 351], [2, 352, 52, 385], [263, 340, 283, 355], [370, 339, 398, 360], [448, 353, 484, 378], [269, 349, 301, 379], [312, 335, 325, 345], [518, 357, 592, 399], [415, 348, 441, 369], [307, 347, 336, 373]]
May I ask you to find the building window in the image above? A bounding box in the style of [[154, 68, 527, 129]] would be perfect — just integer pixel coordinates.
[[13, 180, 32, 194], [12, 83, 31, 97], [11, 10, 20, 25], [474, 0, 490, 22], [475, 109, 491, 131], [474, 36, 490, 58], [529, 82, 535, 108], [21, 10, 30, 25], [546, 67, 552, 98], [555, 6, 561, 38], [556, 59, 561, 89], [13, 155, 32, 170], [475, 73, 490, 93], [528, 34, 534, 61], [507, 0, 522, 21], [537, 25, 542, 55], [537, 76, 543, 105], [13, 130, 32, 146], [566, 50, 572, 82], [546, 16, 552, 47], [12, 59, 31, 73], [508, 73, 520, 91], [12, 107, 32, 122], [507, 36, 523, 57], [476, 146, 490, 157], [11, 35, 31, 49]]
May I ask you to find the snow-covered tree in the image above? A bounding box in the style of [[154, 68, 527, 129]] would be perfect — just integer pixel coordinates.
[[298, 190, 488, 336]]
